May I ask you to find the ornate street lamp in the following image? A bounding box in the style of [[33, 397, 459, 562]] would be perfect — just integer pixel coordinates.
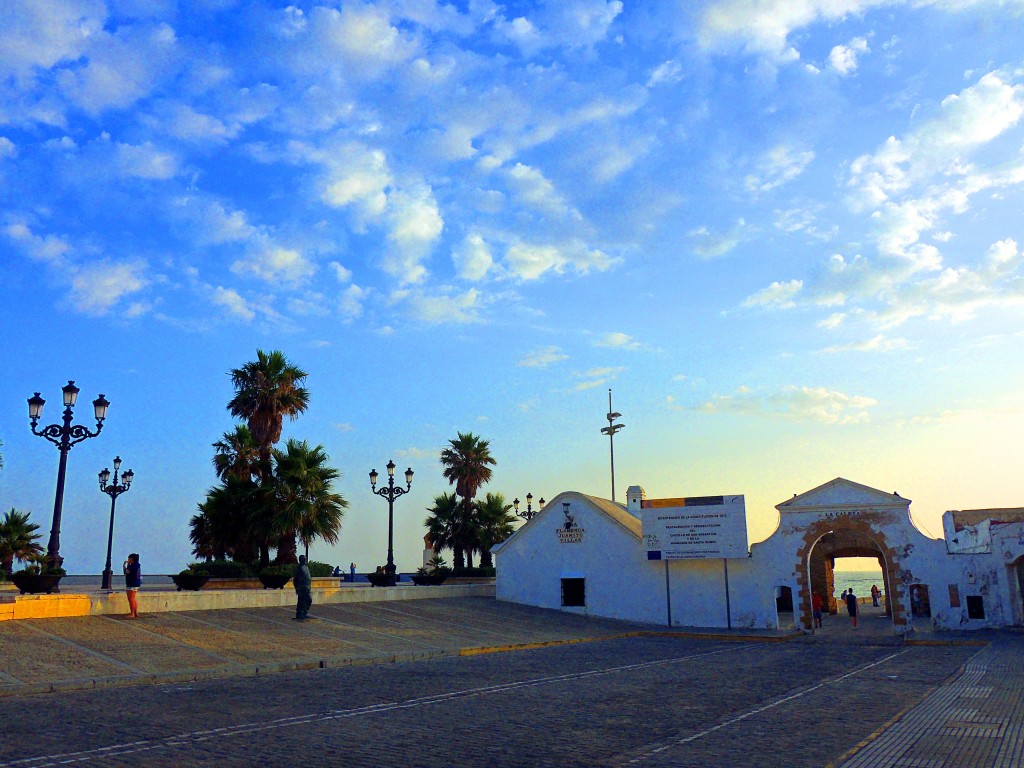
[[99, 456, 134, 590], [28, 381, 109, 570], [513, 493, 545, 522], [600, 388, 624, 502], [369, 460, 414, 586]]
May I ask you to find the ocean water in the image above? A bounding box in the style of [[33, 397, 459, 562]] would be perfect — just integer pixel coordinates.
[[832, 569, 886, 600]]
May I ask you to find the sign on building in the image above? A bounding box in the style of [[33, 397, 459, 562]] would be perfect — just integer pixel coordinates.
[[641, 495, 748, 559]]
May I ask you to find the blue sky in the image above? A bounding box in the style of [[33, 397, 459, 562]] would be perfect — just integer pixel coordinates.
[[2, 0, 1023, 575]]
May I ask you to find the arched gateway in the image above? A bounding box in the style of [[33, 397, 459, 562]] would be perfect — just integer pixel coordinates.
[[796, 518, 906, 631], [772, 478, 917, 634]]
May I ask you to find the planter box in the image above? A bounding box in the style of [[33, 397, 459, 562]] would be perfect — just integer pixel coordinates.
[[258, 573, 291, 589], [11, 573, 63, 595], [171, 574, 211, 591], [411, 573, 449, 586], [366, 572, 396, 587]]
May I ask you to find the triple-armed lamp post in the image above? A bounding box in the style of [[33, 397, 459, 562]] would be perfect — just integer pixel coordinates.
[[513, 493, 545, 522], [99, 457, 134, 590], [28, 381, 109, 570], [369, 460, 414, 586]]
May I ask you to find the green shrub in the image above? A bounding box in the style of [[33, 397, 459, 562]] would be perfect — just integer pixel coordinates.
[[259, 563, 295, 578], [195, 559, 254, 578], [307, 561, 334, 577], [451, 566, 495, 578], [181, 564, 210, 576]]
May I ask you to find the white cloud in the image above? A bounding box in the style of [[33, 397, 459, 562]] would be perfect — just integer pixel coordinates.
[[595, 332, 640, 349], [114, 140, 178, 179], [321, 146, 392, 221], [745, 146, 814, 193], [828, 37, 869, 75], [505, 239, 614, 281], [0, 137, 16, 160], [211, 286, 255, 321], [5, 222, 70, 266], [572, 366, 624, 391], [690, 220, 747, 258], [397, 287, 481, 324], [647, 60, 684, 88], [452, 233, 494, 281], [821, 334, 910, 353], [58, 23, 180, 115], [698, 384, 877, 425], [68, 259, 148, 316], [339, 283, 366, 320], [0, 0, 105, 76], [231, 247, 315, 285], [517, 346, 569, 368], [505, 163, 578, 218], [330, 261, 353, 283], [742, 279, 803, 309], [303, 5, 418, 78]]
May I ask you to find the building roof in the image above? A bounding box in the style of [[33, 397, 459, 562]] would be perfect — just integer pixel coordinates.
[[776, 477, 911, 512], [490, 491, 639, 555]]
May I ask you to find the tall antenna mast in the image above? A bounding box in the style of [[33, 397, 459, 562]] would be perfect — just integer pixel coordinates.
[[600, 389, 625, 501]]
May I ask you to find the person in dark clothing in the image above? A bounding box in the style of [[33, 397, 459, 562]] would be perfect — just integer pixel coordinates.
[[293, 555, 312, 620], [123, 553, 141, 619], [845, 588, 858, 629]]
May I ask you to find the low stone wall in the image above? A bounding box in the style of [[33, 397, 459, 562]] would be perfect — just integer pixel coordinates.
[[0, 582, 495, 621]]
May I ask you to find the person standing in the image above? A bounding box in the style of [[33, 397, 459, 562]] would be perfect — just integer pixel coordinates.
[[871, 584, 880, 607], [845, 588, 858, 629], [294, 554, 312, 621], [812, 592, 824, 628], [123, 553, 141, 619], [349, 562, 356, 582]]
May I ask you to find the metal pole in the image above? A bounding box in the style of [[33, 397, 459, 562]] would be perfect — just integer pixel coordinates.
[[102, 493, 117, 590], [386, 475, 395, 580], [46, 410, 73, 570], [665, 560, 672, 627], [723, 558, 732, 630]]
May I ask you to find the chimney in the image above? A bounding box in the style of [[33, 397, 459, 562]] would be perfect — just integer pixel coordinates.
[[626, 485, 646, 517]]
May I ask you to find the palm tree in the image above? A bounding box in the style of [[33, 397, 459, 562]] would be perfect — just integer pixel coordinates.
[[227, 349, 310, 562], [272, 439, 347, 561], [439, 432, 496, 570], [473, 492, 516, 569], [193, 479, 267, 565], [424, 492, 461, 561], [212, 424, 260, 482], [0, 509, 43, 577]]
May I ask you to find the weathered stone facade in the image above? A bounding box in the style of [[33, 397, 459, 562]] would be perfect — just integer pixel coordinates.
[[492, 477, 1024, 634]]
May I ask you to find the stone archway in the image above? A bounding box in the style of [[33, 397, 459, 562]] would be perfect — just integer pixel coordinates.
[[794, 518, 907, 632]]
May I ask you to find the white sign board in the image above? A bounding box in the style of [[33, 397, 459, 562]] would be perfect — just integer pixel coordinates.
[[641, 495, 748, 560]]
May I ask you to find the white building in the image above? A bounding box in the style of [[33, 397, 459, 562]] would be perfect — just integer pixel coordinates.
[[492, 477, 1024, 634]]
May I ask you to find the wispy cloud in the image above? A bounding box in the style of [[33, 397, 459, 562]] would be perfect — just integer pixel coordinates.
[[518, 346, 569, 368]]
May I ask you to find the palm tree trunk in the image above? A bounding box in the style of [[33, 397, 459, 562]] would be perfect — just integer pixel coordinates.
[[276, 530, 297, 564], [453, 546, 465, 570]]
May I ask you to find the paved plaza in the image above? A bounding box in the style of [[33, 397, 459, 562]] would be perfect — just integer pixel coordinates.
[[0, 596, 1020, 767]]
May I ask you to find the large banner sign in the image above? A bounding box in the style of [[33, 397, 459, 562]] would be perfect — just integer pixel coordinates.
[[641, 495, 748, 560]]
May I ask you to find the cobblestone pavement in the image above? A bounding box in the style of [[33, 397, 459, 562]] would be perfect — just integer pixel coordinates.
[[0, 598, 1017, 768]]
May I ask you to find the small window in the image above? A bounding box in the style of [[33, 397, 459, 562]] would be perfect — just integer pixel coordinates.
[[948, 585, 960, 608], [561, 578, 585, 607], [966, 595, 985, 620], [910, 584, 931, 618]]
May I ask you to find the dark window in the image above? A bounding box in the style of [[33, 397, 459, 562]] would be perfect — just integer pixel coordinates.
[[910, 584, 931, 618], [948, 584, 960, 608], [966, 595, 985, 620], [561, 578, 585, 607]]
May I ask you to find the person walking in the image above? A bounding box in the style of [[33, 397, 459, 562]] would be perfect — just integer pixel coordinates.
[[293, 554, 312, 621], [812, 592, 824, 628], [123, 553, 141, 619], [871, 584, 880, 607], [845, 588, 858, 629]]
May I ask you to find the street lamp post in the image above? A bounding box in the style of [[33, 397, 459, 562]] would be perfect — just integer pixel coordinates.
[[99, 457, 134, 590], [369, 460, 414, 587], [513, 493, 545, 522], [28, 381, 110, 570], [600, 388, 625, 502]]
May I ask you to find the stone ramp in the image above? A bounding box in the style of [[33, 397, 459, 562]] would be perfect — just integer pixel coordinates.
[[0, 597, 706, 696]]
